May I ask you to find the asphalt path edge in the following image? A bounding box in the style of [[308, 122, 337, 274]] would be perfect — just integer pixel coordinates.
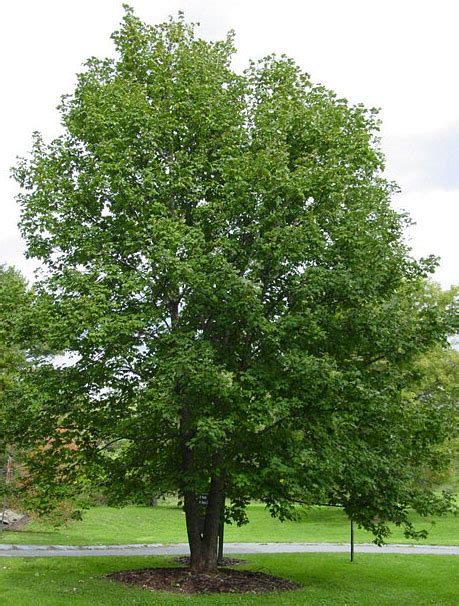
[[0, 542, 458, 557]]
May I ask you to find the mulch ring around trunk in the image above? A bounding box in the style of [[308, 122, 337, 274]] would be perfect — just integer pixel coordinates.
[[107, 567, 301, 594], [174, 555, 246, 567]]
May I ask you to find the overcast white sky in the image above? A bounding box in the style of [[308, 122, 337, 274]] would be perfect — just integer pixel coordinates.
[[1, 0, 458, 287]]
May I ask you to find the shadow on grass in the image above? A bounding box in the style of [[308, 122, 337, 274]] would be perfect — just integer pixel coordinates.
[[0, 530, 60, 538]]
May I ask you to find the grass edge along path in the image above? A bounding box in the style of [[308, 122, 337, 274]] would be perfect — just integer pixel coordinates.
[[0, 553, 458, 605], [1, 503, 458, 546]]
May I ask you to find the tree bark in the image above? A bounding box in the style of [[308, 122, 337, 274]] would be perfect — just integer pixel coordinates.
[[177, 346, 226, 573], [184, 474, 225, 573]]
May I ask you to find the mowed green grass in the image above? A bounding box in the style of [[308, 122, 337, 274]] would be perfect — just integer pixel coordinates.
[[0, 553, 457, 605], [1, 503, 458, 546]]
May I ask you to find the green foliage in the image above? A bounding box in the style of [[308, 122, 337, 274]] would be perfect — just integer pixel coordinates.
[[8, 7, 459, 544], [0, 266, 33, 503], [0, 266, 58, 509], [0, 266, 30, 397], [0, 266, 33, 457], [406, 344, 459, 490]]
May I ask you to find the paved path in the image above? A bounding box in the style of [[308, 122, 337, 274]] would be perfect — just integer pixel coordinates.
[[0, 542, 457, 557]]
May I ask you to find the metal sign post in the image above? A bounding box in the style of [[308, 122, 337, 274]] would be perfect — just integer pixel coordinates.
[[217, 501, 225, 565], [350, 517, 354, 562]]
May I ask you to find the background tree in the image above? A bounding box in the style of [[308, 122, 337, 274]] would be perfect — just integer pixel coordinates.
[[0, 265, 27, 495], [0, 266, 30, 398], [8, 8, 458, 572], [0, 266, 43, 513], [404, 338, 459, 493]]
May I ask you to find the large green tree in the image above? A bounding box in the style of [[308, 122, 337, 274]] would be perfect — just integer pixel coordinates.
[[9, 9, 458, 571]]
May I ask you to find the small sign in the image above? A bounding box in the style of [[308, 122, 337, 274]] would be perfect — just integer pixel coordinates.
[[197, 494, 208, 507], [197, 494, 208, 536]]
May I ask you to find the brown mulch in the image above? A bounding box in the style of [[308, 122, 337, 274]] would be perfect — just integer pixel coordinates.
[[174, 555, 246, 567], [108, 567, 301, 594]]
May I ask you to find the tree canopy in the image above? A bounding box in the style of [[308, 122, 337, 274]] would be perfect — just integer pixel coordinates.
[[8, 8, 458, 571]]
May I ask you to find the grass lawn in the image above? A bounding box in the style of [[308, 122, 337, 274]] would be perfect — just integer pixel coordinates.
[[0, 553, 457, 605], [1, 503, 458, 546]]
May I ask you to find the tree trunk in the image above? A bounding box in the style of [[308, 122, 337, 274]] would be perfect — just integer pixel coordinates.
[[184, 475, 225, 573], [179, 394, 225, 573]]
